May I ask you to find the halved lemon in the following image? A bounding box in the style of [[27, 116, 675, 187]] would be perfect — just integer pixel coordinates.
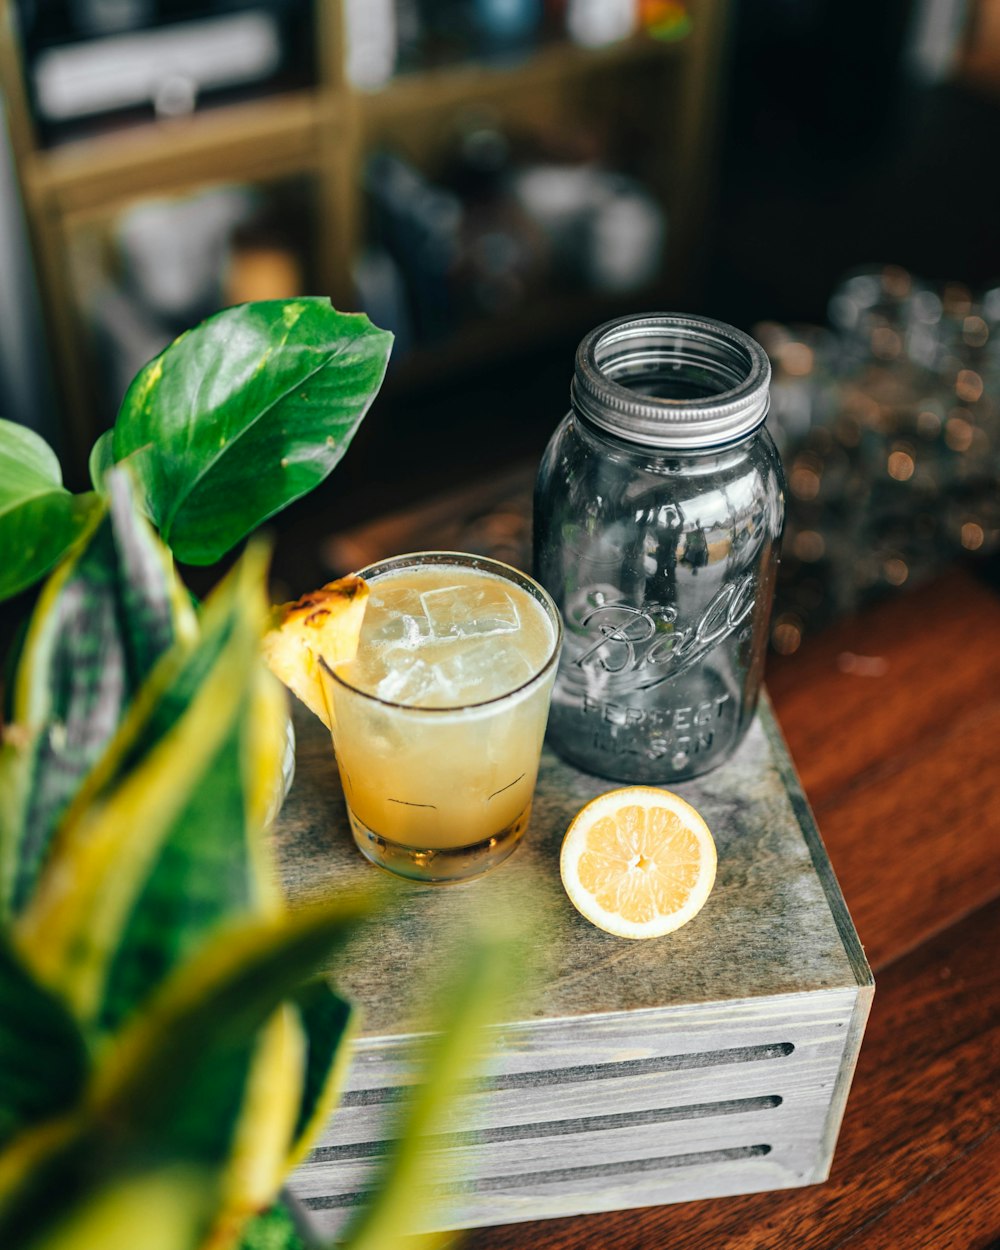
[[560, 787, 717, 940], [262, 576, 368, 729]]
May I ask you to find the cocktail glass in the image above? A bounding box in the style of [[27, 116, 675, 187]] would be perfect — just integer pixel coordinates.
[[320, 551, 562, 883]]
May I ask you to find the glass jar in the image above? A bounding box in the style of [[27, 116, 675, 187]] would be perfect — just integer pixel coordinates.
[[533, 313, 785, 783]]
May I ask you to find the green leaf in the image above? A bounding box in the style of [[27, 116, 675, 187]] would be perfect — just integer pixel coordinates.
[[339, 929, 522, 1250], [22, 1167, 215, 1250], [0, 419, 102, 602], [97, 730, 256, 1036], [12, 543, 268, 1022], [111, 300, 392, 564], [0, 934, 88, 1150], [76, 578, 289, 1040], [1, 470, 196, 915], [88, 898, 373, 1165], [239, 1200, 310, 1250], [88, 431, 115, 495], [287, 982, 355, 1168]]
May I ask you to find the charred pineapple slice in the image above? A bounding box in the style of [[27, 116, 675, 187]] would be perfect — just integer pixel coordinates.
[[263, 576, 368, 728]]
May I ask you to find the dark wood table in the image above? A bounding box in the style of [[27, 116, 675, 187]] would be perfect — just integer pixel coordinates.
[[319, 470, 1000, 1250]]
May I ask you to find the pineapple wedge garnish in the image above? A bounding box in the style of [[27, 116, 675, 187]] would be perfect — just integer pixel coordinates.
[[263, 576, 368, 729]]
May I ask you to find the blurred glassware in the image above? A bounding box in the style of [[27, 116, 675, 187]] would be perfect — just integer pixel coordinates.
[[566, 0, 638, 47], [362, 141, 667, 350], [760, 264, 1000, 653], [344, 0, 398, 89], [473, 0, 543, 53], [639, 0, 692, 41]]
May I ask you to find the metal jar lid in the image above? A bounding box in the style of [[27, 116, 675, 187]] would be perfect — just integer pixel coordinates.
[[571, 313, 772, 449]]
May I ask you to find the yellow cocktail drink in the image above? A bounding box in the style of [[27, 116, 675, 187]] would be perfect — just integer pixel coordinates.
[[323, 552, 562, 882]]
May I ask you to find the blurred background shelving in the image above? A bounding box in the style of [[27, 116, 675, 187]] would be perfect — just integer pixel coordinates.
[[0, 0, 726, 472], [2, 0, 999, 644]]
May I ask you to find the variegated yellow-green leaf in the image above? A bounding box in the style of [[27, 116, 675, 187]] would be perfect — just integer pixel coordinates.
[[97, 664, 288, 1040], [206, 1006, 305, 1250], [109, 300, 392, 565], [0, 902, 371, 1250], [0, 935, 88, 1151], [13, 544, 268, 1024], [1, 469, 196, 916], [336, 927, 523, 1250], [86, 898, 373, 1168], [0, 419, 102, 602], [23, 1167, 215, 1250], [286, 982, 355, 1171]]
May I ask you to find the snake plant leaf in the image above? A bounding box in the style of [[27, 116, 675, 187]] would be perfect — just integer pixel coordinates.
[[96, 730, 257, 1036], [0, 934, 88, 1151], [22, 1166, 215, 1250], [13, 543, 268, 1023], [87, 897, 373, 1167], [207, 1005, 306, 1250], [286, 982, 355, 1170], [97, 666, 289, 1038], [0, 419, 103, 602], [336, 929, 522, 1250], [1, 469, 197, 915], [111, 300, 392, 565]]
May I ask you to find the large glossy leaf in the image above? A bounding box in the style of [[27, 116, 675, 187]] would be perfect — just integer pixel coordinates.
[[1, 470, 196, 916], [13, 545, 268, 1023], [0, 935, 88, 1151], [87, 430, 114, 494], [111, 300, 392, 565], [0, 419, 102, 602]]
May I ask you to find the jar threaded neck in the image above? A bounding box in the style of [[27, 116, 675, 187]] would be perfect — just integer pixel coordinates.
[[572, 313, 771, 449]]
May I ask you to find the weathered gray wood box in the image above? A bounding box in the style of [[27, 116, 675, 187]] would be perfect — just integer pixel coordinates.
[[276, 694, 873, 1234]]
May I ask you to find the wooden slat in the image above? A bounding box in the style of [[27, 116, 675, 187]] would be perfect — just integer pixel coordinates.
[[461, 899, 1000, 1248]]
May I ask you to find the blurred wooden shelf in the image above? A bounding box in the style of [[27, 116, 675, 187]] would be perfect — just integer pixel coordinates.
[[358, 34, 682, 127], [0, 0, 729, 467], [24, 92, 331, 217]]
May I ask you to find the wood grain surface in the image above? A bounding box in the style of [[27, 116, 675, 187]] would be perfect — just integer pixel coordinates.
[[314, 473, 1000, 1249]]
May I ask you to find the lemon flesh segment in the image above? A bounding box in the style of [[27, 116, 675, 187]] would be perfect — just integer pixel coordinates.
[[262, 576, 369, 729], [560, 787, 717, 940]]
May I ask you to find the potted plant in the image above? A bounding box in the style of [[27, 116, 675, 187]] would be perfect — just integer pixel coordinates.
[[0, 301, 516, 1250]]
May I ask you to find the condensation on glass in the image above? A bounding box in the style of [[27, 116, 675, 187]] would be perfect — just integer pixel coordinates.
[[534, 314, 785, 783]]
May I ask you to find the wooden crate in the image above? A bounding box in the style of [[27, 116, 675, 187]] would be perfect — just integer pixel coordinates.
[[275, 694, 873, 1234]]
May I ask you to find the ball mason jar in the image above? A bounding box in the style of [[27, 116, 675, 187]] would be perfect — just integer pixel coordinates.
[[533, 313, 785, 783]]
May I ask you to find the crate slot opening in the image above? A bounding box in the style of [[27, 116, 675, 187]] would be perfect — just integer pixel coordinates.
[[341, 1041, 796, 1108], [310, 1095, 783, 1163]]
